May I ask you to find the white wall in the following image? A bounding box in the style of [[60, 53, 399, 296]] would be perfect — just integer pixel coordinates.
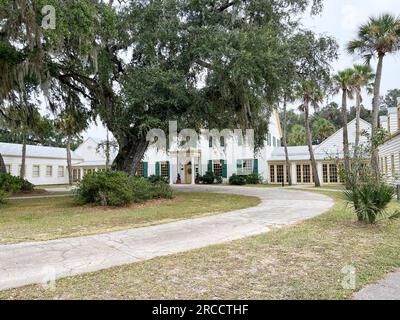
[[3, 155, 81, 185], [379, 134, 400, 184]]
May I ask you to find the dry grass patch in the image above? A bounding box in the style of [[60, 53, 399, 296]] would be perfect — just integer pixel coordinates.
[[2, 191, 400, 300], [0, 192, 260, 244]]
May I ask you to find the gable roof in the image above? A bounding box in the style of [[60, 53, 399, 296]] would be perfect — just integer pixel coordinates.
[[0, 142, 83, 160], [314, 118, 371, 155], [270, 119, 372, 161]]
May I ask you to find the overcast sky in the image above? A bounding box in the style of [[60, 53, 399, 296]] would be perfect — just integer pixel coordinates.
[[84, 0, 400, 140]]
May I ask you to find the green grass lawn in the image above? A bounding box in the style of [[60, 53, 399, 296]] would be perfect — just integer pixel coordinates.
[[0, 192, 260, 244], [2, 190, 400, 300], [34, 184, 74, 189]]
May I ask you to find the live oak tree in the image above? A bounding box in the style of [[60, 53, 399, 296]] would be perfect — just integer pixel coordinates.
[[1, 0, 334, 176]]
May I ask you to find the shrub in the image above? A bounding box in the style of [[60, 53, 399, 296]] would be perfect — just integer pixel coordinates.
[[0, 173, 34, 193], [76, 171, 133, 207], [344, 181, 397, 224], [246, 173, 262, 185], [200, 171, 216, 184], [130, 177, 156, 203], [148, 175, 169, 184], [229, 174, 247, 186], [215, 175, 223, 184], [152, 181, 174, 199], [0, 189, 8, 205]]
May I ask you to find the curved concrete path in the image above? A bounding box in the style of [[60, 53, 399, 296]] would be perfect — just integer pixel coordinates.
[[0, 186, 334, 291]]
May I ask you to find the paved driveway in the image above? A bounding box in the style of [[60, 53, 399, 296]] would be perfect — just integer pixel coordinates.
[[0, 185, 334, 291]]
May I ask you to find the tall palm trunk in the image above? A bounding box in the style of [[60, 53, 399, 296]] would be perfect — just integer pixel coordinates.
[[0, 153, 6, 173], [67, 137, 73, 185], [304, 101, 321, 187], [282, 98, 292, 185], [371, 54, 384, 178], [341, 89, 350, 174], [354, 91, 362, 158], [20, 135, 26, 179]]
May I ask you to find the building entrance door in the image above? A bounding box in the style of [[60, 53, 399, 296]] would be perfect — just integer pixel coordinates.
[[184, 163, 192, 184]]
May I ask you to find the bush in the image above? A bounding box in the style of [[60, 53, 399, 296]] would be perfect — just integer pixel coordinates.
[[76, 171, 133, 207], [148, 175, 170, 184], [130, 177, 156, 203], [229, 174, 247, 186], [200, 171, 216, 184], [246, 173, 262, 185], [0, 189, 8, 205], [344, 181, 397, 224], [0, 173, 34, 193], [152, 181, 174, 199], [215, 175, 223, 184], [76, 172, 175, 207]]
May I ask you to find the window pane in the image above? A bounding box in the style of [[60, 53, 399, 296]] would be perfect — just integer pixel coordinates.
[[329, 164, 338, 183], [213, 161, 222, 177], [296, 165, 302, 183], [136, 162, 144, 177], [58, 166, 64, 177], [270, 165, 275, 183], [303, 165, 311, 183], [46, 166, 53, 177], [33, 165, 40, 177], [161, 162, 169, 178], [323, 164, 328, 183], [277, 165, 284, 183]]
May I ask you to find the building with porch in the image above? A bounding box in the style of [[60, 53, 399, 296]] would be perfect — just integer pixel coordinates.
[[0, 111, 373, 186]]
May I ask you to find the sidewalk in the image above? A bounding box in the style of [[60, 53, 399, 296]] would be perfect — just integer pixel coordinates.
[[354, 271, 400, 300]]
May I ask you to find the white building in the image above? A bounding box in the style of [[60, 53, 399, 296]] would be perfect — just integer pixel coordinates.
[[0, 111, 372, 186], [378, 100, 400, 183]]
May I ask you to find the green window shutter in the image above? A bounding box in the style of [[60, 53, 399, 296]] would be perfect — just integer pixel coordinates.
[[222, 160, 227, 178], [208, 160, 213, 173], [209, 137, 213, 148], [144, 162, 148, 178], [167, 161, 170, 178], [155, 162, 160, 177], [253, 159, 259, 175], [220, 136, 225, 147]]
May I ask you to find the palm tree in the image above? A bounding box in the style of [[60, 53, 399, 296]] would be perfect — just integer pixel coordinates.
[[296, 80, 323, 187], [56, 107, 89, 185], [347, 14, 400, 177], [288, 125, 307, 146], [281, 94, 293, 185], [352, 64, 375, 158], [333, 68, 355, 174], [312, 118, 336, 144]]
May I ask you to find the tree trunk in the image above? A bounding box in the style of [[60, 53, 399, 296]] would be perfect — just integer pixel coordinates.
[[354, 91, 362, 158], [20, 136, 26, 179], [341, 89, 350, 174], [0, 153, 6, 174], [67, 138, 73, 185], [105, 129, 110, 170], [371, 54, 384, 178], [304, 101, 321, 187], [112, 135, 149, 176], [282, 98, 292, 186]]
